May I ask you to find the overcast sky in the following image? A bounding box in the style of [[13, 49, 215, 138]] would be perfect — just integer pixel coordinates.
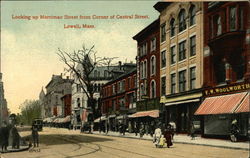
[[1, 1, 159, 114]]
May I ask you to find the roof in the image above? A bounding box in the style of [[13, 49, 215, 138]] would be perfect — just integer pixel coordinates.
[[133, 18, 159, 41], [153, 2, 171, 12]]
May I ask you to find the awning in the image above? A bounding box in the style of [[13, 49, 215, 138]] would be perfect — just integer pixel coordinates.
[[64, 115, 71, 123], [161, 92, 202, 103], [94, 116, 107, 123], [116, 115, 127, 120], [165, 98, 200, 106], [129, 110, 159, 118], [195, 92, 249, 115], [234, 92, 249, 113]]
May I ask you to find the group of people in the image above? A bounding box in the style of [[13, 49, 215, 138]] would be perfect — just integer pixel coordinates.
[[153, 123, 174, 148]]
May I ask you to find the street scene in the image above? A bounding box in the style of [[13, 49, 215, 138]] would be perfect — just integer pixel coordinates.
[[1, 127, 248, 158], [1, 1, 250, 158]]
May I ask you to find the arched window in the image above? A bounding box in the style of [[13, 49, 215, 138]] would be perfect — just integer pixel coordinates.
[[151, 80, 156, 98], [144, 60, 147, 78], [170, 18, 175, 37], [178, 9, 186, 32], [189, 5, 196, 26], [150, 56, 156, 75]]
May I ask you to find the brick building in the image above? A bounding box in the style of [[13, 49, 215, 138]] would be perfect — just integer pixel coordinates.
[[132, 19, 161, 125], [195, 2, 250, 137], [101, 65, 136, 131]]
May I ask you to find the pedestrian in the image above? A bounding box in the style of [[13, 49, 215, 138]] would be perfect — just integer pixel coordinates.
[[153, 125, 162, 148], [0, 122, 9, 152], [31, 124, 39, 147], [164, 124, 173, 148], [139, 123, 145, 138], [230, 119, 240, 142], [190, 122, 195, 140]]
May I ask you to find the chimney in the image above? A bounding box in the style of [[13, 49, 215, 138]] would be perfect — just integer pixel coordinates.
[[119, 61, 122, 70]]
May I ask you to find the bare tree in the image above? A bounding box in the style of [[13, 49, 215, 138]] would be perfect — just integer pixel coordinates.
[[57, 44, 116, 121]]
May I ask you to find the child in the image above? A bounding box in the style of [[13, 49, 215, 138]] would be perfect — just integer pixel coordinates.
[[158, 135, 166, 148]]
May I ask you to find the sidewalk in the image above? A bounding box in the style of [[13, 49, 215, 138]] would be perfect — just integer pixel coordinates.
[[93, 131, 249, 150]]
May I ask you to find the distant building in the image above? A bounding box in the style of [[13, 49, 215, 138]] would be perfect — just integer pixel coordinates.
[[43, 74, 72, 118], [0, 72, 8, 126], [71, 63, 129, 129], [101, 66, 136, 131]]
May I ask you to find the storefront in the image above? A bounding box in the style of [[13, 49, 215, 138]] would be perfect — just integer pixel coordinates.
[[161, 91, 202, 133], [195, 90, 249, 137]]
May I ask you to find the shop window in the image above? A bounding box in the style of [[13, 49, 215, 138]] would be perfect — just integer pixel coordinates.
[[178, 9, 186, 32]]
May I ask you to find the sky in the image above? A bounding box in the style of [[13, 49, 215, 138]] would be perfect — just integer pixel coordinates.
[[1, 1, 159, 114]]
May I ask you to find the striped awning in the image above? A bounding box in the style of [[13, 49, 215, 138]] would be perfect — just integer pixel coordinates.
[[234, 92, 249, 113], [195, 92, 249, 115], [129, 110, 159, 118]]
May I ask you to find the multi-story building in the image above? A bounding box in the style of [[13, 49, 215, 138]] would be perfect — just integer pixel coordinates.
[[43, 74, 72, 118], [195, 2, 250, 137], [71, 63, 130, 129], [101, 65, 136, 131], [154, 2, 204, 133], [132, 19, 161, 123], [0, 73, 8, 126]]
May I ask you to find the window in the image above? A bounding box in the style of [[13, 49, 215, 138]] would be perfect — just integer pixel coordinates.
[[161, 76, 166, 96], [140, 62, 143, 79], [77, 84, 81, 92], [190, 67, 196, 90], [190, 36, 196, 56], [215, 59, 226, 84], [213, 15, 222, 36], [134, 75, 137, 88], [112, 84, 116, 94], [179, 40, 186, 61], [170, 73, 176, 94], [178, 9, 186, 32], [161, 50, 166, 68], [94, 70, 97, 78], [142, 43, 147, 55], [179, 70, 186, 92], [170, 46, 176, 64], [140, 84, 145, 99], [128, 77, 131, 89], [230, 6, 236, 31], [151, 80, 156, 98], [104, 70, 108, 78], [150, 56, 156, 75], [189, 5, 196, 26], [170, 18, 175, 37], [161, 23, 166, 42], [143, 60, 147, 78], [150, 37, 156, 51]]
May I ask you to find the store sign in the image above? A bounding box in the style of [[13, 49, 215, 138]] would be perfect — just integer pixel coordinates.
[[204, 83, 250, 96]]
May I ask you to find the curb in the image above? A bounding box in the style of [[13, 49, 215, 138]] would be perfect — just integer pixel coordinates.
[[92, 133, 249, 151]]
